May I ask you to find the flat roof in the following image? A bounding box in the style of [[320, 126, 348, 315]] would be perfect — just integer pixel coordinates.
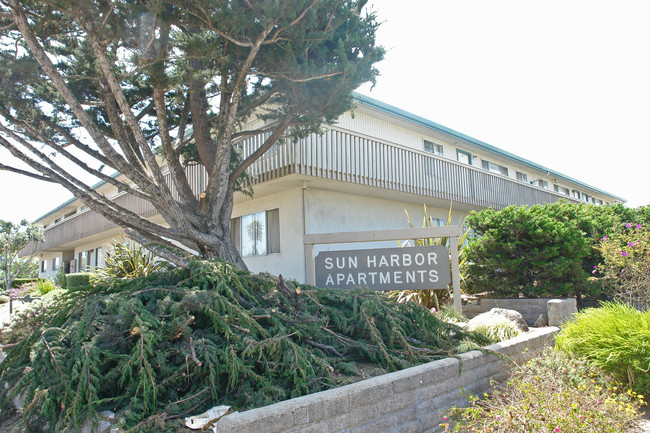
[[354, 92, 625, 202]]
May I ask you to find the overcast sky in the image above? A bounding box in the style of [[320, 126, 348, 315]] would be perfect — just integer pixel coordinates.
[[356, 0, 649, 208], [1, 1, 648, 223]]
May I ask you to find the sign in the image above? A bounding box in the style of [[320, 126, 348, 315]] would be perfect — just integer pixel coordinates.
[[315, 245, 451, 291]]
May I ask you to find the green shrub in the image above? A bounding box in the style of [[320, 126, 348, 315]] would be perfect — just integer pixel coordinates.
[[556, 303, 650, 397], [10, 278, 41, 288], [595, 224, 650, 310], [65, 273, 91, 288], [464, 202, 650, 304], [0, 260, 489, 432], [466, 315, 521, 343], [436, 304, 468, 324], [16, 280, 59, 296], [92, 241, 163, 284], [441, 348, 643, 433], [0, 295, 8, 304]]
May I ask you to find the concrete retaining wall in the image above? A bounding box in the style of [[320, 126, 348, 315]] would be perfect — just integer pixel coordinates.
[[215, 327, 558, 433], [462, 298, 577, 326]]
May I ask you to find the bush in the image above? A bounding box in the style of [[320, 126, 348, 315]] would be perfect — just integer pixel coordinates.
[[555, 303, 650, 397], [466, 315, 521, 344], [0, 260, 489, 432], [596, 223, 650, 310], [0, 295, 8, 304], [65, 273, 91, 288], [441, 348, 644, 433], [92, 241, 163, 284], [9, 278, 41, 288], [465, 204, 590, 299], [465, 203, 650, 304], [16, 280, 59, 297]]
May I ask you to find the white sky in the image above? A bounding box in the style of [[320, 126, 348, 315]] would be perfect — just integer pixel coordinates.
[[1, 0, 648, 223]]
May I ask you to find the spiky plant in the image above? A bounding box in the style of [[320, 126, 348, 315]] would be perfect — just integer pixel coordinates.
[[92, 241, 163, 284], [390, 204, 471, 309]]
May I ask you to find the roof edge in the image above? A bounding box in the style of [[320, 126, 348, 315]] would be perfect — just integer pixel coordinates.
[[353, 92, 625, 202]]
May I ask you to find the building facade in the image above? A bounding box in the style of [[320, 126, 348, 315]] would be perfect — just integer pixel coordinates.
[[31, 94, 624, 282]]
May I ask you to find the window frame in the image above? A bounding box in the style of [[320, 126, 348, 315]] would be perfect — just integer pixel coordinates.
[[423, 140, 444, 156], [232, 208, 281, 258], [516, 171, 528, 182], [456, 149, 472, 165], [481, 159, 509, 176]]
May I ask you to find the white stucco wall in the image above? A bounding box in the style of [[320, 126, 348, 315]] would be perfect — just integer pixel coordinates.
[[236, 185, 466, 284], [37, 252, 63, 280], [233, 187, 306, 282]]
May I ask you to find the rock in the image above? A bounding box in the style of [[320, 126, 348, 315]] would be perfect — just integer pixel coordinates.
[[488, 308, 529, 332], [468, 308, 529, 332], [533, 313, 548, 327]]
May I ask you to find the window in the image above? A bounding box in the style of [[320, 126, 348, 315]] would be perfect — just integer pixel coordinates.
[[424, 140, 443, 156], [582, 193, 589, 202], [232, 209, 280, 257], [573, 190, 581, 199], [538, 180, 549, 189], [51, 257, 60, 271], [41, 260, 47, 273], [554, 185, 570, 196], [95, 247, 102, 267], [78, 250, 93, 272], [481, 160, 508, 176], [456, 149, 472, 165], [516, 172, 528, 182]]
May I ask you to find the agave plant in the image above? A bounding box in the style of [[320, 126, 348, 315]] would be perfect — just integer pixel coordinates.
[[93, 241, 163, 283], [389, 204, 471, 310]]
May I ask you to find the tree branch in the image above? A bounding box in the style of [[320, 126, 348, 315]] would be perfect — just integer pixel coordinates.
[[124, 228, 191, 268], [229, 112, 295, 185], [0, 162, 54, 182]]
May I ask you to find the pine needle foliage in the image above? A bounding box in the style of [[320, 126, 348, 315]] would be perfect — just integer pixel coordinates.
[[0, 260, 487, 432]]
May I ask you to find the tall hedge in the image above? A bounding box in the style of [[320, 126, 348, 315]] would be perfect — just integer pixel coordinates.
[[464, 202, 649, 304]]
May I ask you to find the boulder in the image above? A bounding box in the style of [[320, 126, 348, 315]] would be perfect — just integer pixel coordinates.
[[468, 308, 529, 332]]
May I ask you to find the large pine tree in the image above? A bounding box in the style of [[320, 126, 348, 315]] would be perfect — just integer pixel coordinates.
[[0, 0, 383, 268]]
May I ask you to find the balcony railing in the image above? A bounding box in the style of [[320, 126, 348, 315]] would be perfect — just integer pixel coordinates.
[[243, 127, 580, 209], [37, 128, 579, 252]]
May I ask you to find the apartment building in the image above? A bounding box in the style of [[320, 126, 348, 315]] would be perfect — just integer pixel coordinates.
[[31, 93, 624, 282]]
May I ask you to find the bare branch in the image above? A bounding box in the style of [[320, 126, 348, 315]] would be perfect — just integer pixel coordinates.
[[5, 0, 142, 189], [0, 162, 54, 182], [267, 71, 343, 83], [229, 112, 295, 185]]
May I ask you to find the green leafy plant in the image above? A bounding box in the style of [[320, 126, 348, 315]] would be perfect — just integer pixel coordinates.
[[595, 223, 650, 310], [390, 204, 470, 309], [464, 203, 650, 305], [466, 315, 521, 344], [555, 302, 650, 397], [441, 348, 643, 432], [0, 260, 489, 432], [18, 279, 58, 296], [92, 241, 163, 284], [65, 273, 91, 288]]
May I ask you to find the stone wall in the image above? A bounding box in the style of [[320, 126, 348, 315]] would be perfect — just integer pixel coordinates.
[[214, 327, 558, 433], [462, 298, 577, 326]]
